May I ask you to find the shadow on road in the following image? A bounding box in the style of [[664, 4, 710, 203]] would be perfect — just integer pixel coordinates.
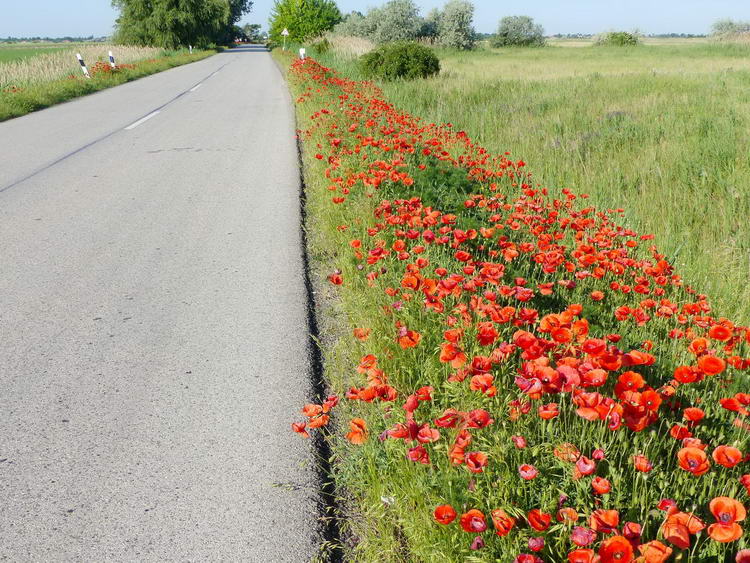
[[227, 45, 269, 54]]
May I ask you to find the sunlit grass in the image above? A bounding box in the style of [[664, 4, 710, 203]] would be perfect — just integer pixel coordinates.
[[312, 40, 750, 323]]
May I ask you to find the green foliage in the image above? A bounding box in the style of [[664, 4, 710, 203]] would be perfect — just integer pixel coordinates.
[[112, 0, 241, 48], [335, 1, 476, 49], [268, 0, 341, 42], [436, 0, 475, 50], [595, 31, 640, 46], [370, 0, 423, 44], [335, 11, 378, 38], [491, 15, 545, 47], [711, 18, 750, 37], [241, 23, 264, 43], [360, 41, 439, 80]]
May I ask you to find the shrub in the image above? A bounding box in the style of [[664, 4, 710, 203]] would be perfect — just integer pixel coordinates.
[[360, 41, 440, 80], [269, 0, 341, 42], [492, 15, 545, 47], [437, 0, 475, 50], [371, 0, 423, 44], [594, 31, 640, 46], [712, 18, 750, 37]]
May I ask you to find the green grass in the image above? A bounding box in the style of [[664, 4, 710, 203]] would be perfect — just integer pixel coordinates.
[[0, 49, 217, 121], [310, 41, 750, 324], [0, 45, 68, 63]]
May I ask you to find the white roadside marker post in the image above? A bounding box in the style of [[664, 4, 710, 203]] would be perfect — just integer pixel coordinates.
[[281, 28, 289, 51], [108, 50, 116, 69], [76, 53, 90, 78], [299, 48, 306, 60], [189, 45, 193, 54]]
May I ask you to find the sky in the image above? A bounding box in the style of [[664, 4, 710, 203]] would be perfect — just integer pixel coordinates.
[[2, 0, 750, 38]]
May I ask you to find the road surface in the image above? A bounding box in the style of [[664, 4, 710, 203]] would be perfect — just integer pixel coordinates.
[[0, 46, 318, 561]]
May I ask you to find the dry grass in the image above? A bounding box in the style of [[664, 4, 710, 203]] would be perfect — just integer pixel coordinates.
[[325, 34, 375, 58], [0, 44, 163, 88]]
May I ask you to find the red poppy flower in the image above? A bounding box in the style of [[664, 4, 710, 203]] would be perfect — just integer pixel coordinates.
[[465, 451, 488, 473], [637, 541, 672, 563], [590, 510, 619, 533], [434, 504, 457, 525], [567, 549, 598, 563], [592, 476, 612, 495], [708, 497, 746, 543], [712, 445, 743, 468], [539, 402, 560, 419], [491, 508, 516, 536], [460, 509, 487, 533], [527, 509, 552, 531], [345, 418, 367, 445], [291, 422, 309, 438], [697, 354, 726, 376], [557, 508, 579, 523], [661, 511, 705, 549], [741, 474, 750, 495], [519, 464, 539, 480], [598, 535, 633, 563], [633, 454, 653, 473], [677, 446, 710, 476], [683, 407, 705, 422]]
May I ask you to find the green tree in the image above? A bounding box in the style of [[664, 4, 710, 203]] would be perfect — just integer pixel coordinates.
[[711, 18, 750, 36], [372, 0, 422, 43], [269, 0, 342, 42], [112, 0, 238, 48], [419, 8, 441, 44], [437, 0, 474, 49], [492, 15, 545, 47], [242, 23, 264, 43]]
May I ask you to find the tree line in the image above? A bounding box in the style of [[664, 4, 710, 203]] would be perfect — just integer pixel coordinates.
[[111, 0, 253, 49]]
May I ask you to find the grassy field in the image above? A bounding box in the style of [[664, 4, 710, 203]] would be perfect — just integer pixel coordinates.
[[0, 45, 216, 121], [314, 39, 750, 324], [0, 45, 68, 63]]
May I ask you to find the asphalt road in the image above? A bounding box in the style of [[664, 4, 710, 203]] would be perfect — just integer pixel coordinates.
[[0, 46, 318, 561]]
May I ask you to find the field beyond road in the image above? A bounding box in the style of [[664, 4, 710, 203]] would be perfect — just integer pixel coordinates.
[[322, 39, 750, 324]]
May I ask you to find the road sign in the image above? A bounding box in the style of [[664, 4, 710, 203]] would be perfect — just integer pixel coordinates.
[[281, 28, 289, 36], [299, 48, 306, 60]]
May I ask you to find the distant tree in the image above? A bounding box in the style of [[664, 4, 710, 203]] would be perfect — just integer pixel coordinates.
[[419, 8, 442, 44], [492, 15, 545, 47], [335, 10, 378, 37], [371, 0, 422, 43], [437, 0, 475, 49], [269, 0, 341, 42], [112, 0, 234, 48], [711, 18, 750, 36], [242, 23, 264, 42]]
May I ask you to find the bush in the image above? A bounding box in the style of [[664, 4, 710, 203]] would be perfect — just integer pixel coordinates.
[[360, 42, 440, 80], [437, 0, 475, 50], [269, 0, 341, 42], [594, 31, 640, 46], [492, 15, 545, 47]]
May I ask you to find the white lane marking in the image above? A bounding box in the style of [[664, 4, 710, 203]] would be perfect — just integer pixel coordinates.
[[189, 83, 202, 92], [124, 111, 160, 130]]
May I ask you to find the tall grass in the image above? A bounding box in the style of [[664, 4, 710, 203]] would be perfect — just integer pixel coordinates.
[[0, 44, 163, 89], [307, 41, 750, 324]]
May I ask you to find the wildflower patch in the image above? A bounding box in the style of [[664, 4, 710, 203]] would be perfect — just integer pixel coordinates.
[[287, 55, 749, 561]]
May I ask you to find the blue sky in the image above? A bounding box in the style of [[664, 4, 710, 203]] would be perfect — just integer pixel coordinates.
[[2, 0, 750, 38]]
